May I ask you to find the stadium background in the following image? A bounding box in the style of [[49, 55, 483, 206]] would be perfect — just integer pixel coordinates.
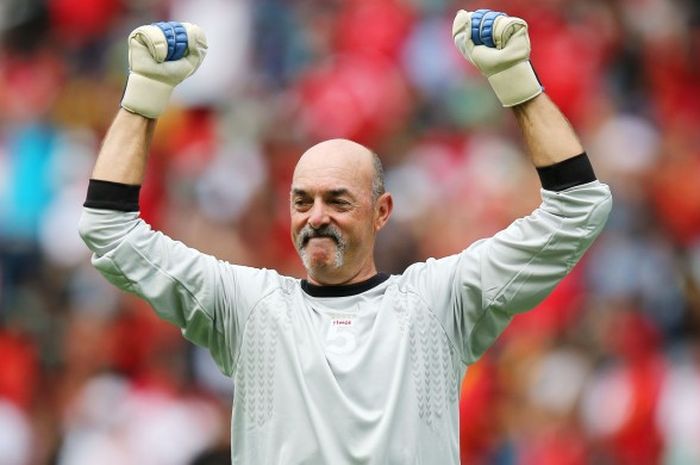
[[1, 0, 699, 463]]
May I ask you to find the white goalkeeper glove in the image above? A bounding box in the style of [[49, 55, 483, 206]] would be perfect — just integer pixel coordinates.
[[121, 21, 208, 119], [452, 9, 543, 107]]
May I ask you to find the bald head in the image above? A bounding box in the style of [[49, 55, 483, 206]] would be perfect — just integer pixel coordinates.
[[290, 138, 393, 285], [294, 139, 384, 202]]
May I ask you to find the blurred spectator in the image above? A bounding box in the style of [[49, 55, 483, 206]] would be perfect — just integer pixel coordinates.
[[56, 374, 222, 465], [0, 398, 33, 465], [657, 343, 700, 465]]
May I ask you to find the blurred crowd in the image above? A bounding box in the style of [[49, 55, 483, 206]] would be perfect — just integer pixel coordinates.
[[1, 0, 699, 463]]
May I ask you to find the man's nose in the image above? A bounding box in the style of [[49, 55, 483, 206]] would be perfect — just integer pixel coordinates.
[[307, 200, 330, 229]]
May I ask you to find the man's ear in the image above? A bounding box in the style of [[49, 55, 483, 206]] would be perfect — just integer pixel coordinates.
[[374, 192, 393, 231]]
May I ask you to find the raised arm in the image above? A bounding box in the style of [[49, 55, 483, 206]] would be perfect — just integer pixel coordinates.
[[453, 9, 586, 169], [92, 109, 155, 184], [512, 93, 583, 167], [406, 9, 612, 365], [78, 23, 271, 377], [91, 22, 206, 184]]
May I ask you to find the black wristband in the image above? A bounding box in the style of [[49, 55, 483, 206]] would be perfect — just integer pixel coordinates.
[[536, 153, 596, 192], [84, 179, 141, 212]]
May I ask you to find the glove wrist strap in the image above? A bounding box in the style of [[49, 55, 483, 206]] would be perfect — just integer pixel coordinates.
[[121, 73, 174, 119], [488, 61, 543, 107]]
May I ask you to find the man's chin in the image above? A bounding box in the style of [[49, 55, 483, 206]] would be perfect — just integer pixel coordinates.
[[302, 256, 338, 273], [300, 248, 343, 274], [301, 241, 333, 258]]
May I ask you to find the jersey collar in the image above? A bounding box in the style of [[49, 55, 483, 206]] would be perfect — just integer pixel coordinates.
[[301, 273, 390, 297]]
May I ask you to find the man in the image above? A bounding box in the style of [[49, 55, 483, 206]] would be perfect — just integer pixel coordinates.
[[79, 9, 612, 465]]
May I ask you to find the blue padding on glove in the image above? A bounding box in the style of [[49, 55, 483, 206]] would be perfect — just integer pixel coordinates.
[[480, 11, 505, 48], [470, 9, 489, 46], [153, 21, 188, 61], [470, 9, 506, 48]]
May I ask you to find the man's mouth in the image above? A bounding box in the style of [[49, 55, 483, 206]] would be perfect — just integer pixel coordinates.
[[298, 225, 342, 249], [302, 234, 338, 247]]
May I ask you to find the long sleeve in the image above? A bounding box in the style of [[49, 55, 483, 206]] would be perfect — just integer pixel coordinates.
[[78, 207, 281, 376], [402, 180, 613, 364]]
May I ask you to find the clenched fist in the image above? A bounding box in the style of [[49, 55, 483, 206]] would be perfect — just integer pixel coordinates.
[[453, 9, 543, 107], [121, 21, 208, 119]]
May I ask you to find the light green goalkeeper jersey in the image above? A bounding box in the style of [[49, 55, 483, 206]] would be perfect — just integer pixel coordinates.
[[79, 180, 611, 465]]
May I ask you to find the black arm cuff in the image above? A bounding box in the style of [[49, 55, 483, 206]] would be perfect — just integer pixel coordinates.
[[84, 179, 141, 212], [536, 153, 596, 192]]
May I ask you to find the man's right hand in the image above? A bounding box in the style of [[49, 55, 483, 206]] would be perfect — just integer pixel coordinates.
[[121, 21, 208, 119]]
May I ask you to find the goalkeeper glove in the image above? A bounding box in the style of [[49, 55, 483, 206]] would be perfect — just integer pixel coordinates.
[[452, 9, 543, 107], [121, 21, 208, 119]]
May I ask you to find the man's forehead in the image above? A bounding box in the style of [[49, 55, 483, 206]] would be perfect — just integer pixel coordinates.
[[291, 138, 375, 192], [291, 161, 361, 194], [291, 186, 352, 197]]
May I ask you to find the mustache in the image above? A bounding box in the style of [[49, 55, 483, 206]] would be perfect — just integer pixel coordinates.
[[297, 224, 342, 248]]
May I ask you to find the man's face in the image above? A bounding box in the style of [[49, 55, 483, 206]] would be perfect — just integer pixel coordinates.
[[290, 140, 389, 285]]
